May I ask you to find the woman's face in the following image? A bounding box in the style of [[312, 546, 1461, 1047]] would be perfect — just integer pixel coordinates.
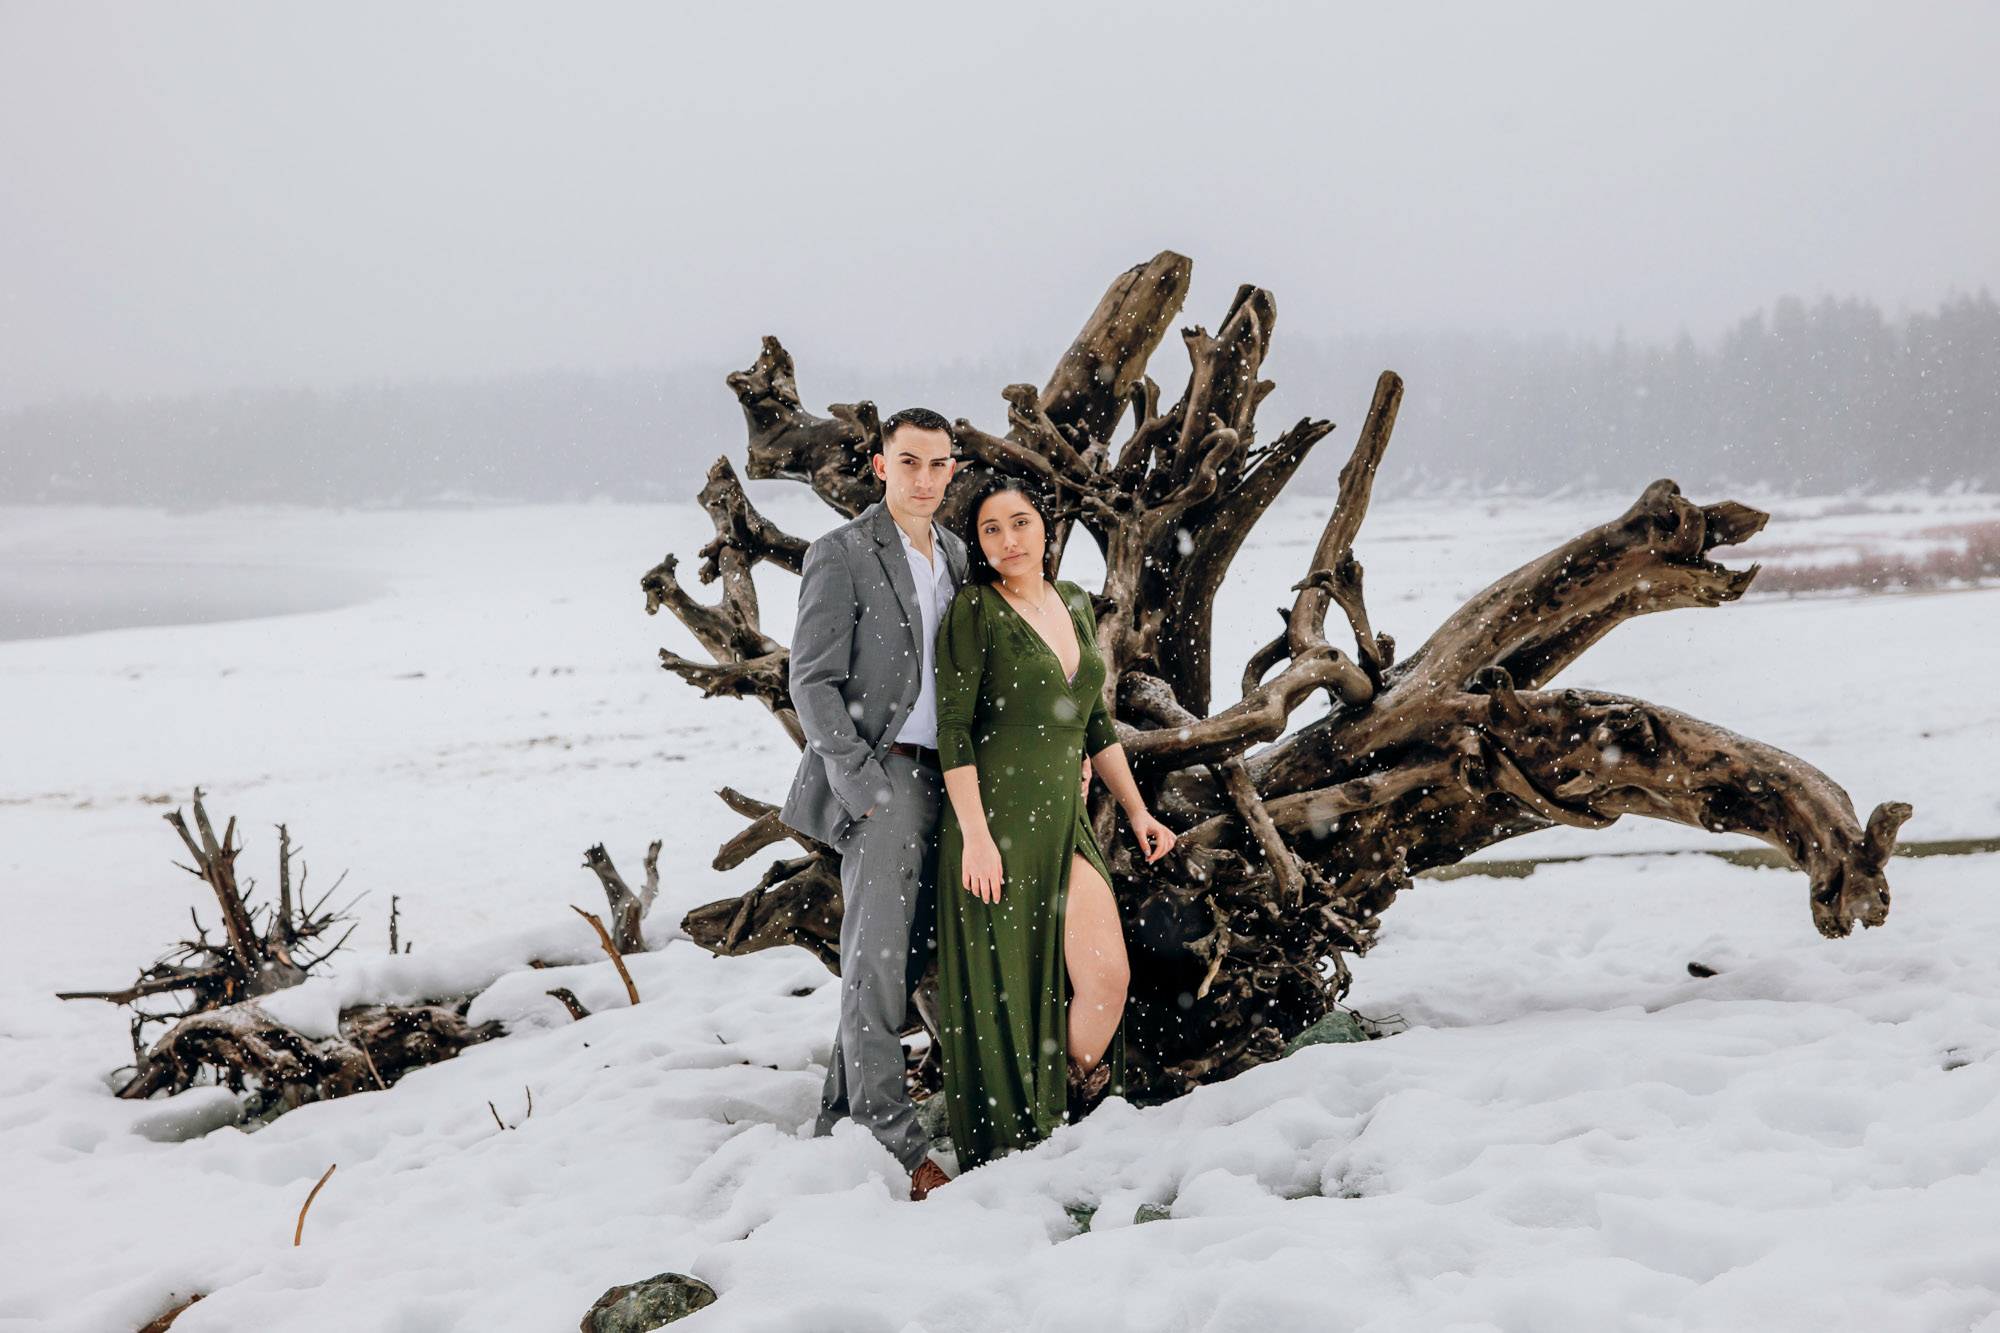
[[976, 489, 1046, 582]]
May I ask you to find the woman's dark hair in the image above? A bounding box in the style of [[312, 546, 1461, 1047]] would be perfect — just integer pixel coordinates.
[[960, 473, 1060, 584]]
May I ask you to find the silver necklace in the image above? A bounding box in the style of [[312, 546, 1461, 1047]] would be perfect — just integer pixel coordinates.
[[1007, 578, 1053, 618]]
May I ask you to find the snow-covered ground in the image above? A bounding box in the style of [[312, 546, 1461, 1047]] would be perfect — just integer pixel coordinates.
[[2, 489, 1996, 1332]]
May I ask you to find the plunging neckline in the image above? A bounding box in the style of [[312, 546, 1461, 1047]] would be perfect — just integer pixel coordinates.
[[987, 582, 1082, 686]]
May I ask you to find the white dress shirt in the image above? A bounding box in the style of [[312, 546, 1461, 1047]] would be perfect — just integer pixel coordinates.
[[893, 521, 956, 749]]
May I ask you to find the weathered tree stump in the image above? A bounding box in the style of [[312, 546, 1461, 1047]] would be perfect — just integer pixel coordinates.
[[582, 839, 663, 955], [648, 251, 1912, 1099], [115, 998, 499, 1107], [61, 791, 502, 1109]]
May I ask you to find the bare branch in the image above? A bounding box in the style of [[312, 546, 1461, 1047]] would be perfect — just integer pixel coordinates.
[[681, 852, 843, 972], [581, 844, 647, 954], [1119, 646, 1370, 771], [640, 840, 662, 916], [165, 794, 261, 987], [1002, 383, 1097, 480], [714, 807, 810, 872], [1214, 758, 1303, 905], [950, 419, 1065, 489], [717, 786, 777, 820], [570, 906, 641, 1005], [1494, 689, 1906, 938], [1286, 371, 1402, 683], [1040, 250, 1192, 444], [1403, 479, 1767, 693], [729, 336, 880, 516], [695, 457, 808, 581], [546, 988, 591, 1021]]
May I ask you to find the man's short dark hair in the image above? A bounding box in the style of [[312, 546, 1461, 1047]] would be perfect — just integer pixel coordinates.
[[879, 407, 952, 453]]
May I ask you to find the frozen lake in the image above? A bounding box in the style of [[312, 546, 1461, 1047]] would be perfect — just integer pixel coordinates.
[[0, 558, 382, 641], [0, 506, 393, 642], [1, 490, 1995, 1332]]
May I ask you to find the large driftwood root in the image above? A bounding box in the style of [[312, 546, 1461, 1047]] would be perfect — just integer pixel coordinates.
[[63, 792, 506, 1109], [649, 252, 1911, 1101]]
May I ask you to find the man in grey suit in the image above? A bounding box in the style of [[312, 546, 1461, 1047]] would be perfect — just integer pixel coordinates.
[[780, 406, 966, 1200]]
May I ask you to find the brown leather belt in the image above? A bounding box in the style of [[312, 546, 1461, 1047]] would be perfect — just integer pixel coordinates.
[[886, 742, 940, 768]]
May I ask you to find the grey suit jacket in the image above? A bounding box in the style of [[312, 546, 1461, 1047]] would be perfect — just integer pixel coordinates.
[[780, 502, 971, 846]]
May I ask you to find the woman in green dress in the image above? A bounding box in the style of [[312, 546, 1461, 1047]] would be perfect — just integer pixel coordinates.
[[934, 476, 1178, 1171]]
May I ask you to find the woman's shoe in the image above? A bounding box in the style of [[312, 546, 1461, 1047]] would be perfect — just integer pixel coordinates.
[[1066, 1056, 1112, 1121], [910, 1157, 951, 1201]]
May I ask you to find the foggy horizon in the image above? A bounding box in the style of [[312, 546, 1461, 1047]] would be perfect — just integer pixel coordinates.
[[4, 3, 1998, 410], [6, 282, 1996, 418], [8, 286, 1994, 506]]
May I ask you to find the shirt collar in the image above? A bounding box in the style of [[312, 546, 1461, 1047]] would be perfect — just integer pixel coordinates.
[[895, 520, 945, 568]]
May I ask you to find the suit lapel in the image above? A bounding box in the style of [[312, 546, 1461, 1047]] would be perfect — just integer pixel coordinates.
[[869, 504, 925, 662], [940, 527, 970, 587]]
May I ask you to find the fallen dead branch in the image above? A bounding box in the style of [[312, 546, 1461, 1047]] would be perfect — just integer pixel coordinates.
[[546, 987, 591, 1020], [137, 1294, 204, 1333], [571, 905, 641, 1005]]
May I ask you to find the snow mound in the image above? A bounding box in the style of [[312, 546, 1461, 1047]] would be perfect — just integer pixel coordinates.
[[4, 499, 1997, 1330]]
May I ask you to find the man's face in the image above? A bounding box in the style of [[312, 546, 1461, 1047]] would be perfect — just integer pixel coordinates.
[[873, 425, 955, 518]]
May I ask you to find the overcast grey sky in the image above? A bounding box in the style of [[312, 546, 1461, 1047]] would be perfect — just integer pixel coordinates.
[[2, 1, 1995, 409]]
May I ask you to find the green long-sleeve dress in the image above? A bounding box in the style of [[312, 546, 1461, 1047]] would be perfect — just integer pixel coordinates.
[[934, 579, 1124, 1170]]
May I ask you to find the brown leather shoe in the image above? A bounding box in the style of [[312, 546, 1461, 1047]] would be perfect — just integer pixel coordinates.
[[909, 1157, 951, 1201]]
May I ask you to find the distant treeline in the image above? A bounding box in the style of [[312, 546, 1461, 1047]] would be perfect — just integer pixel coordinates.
[[3, 293, 1993, 506], [1283, 291, 2000, 496], [0, 366, 741, 507]]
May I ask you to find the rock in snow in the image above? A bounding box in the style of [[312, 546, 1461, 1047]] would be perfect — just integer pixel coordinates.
[[1282, 1009, 1371, 1055], [579, 1272, 717, 1332]]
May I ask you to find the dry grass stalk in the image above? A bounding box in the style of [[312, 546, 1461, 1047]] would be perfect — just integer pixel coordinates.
[[293, 1163, 336, 1246]]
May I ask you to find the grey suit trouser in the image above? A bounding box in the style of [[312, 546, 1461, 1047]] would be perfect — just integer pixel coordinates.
[[814, 752, 939, 1172]]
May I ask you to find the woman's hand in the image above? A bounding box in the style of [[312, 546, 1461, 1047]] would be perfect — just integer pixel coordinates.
[[962, 831, 1005, 903], [1128, 808, 1177, 864], [1080, 755, 1093, 798]]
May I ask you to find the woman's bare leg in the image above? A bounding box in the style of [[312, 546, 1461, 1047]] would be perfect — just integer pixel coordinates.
[[1064, 855, 1129, 1070]]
